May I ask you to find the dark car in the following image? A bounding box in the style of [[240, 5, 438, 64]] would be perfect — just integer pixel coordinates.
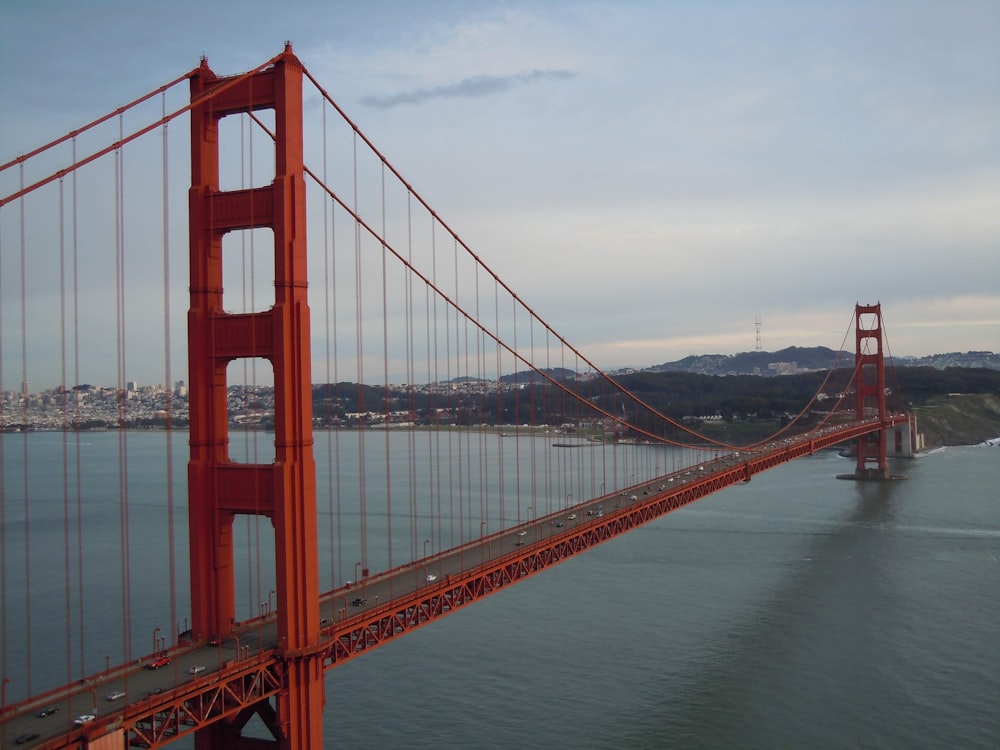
[[16, 733, 41, 745], [36, 705, 59, 718], [351, 597, 366, 607]]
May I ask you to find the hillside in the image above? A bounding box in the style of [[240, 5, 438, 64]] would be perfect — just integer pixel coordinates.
[[912, 393, 1000, 448], [645, 346, 849, 376], [638, 347, 1000, 377], [307, 366, 1000, 449]]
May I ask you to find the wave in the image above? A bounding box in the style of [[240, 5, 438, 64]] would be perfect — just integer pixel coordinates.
[[893, 524, 1000, 540]]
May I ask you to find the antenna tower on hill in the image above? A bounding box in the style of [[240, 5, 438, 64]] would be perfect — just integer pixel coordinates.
[[755, 313, 762, 351]]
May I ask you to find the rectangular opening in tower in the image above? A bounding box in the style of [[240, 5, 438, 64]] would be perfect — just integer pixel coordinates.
[[217, 111, 276, 193], [227, 357, 276, 464], [222, 228, 275, 313], [231, 513, 277, 623], [857, 310, 879, 332]]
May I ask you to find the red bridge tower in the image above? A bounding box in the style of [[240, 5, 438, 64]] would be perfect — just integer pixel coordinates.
[[853, 303, 890, 479], [188, 45, 324, 748]]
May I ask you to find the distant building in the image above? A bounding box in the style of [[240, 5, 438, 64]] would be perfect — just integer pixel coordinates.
[[768, 362, 800, 375]]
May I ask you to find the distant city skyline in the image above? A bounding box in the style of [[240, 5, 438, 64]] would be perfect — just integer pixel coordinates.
[[5, 346, 996, 396]]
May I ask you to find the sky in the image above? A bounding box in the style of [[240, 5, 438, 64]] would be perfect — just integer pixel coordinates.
[[1, 0, 999, 389]]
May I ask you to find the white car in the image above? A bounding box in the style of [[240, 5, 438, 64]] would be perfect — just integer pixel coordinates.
[[74, 714, 96, 726], [189, 665, 206, 675], [106, 690, 125, 701], [425, 574, 438, 582]]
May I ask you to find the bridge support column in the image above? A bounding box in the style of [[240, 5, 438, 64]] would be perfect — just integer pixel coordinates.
[[189, 45, 325, 749], [848, 303, 904, 481]]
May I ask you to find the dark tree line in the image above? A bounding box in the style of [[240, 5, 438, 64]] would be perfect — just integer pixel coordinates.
[[309, 367, 1000, 430]]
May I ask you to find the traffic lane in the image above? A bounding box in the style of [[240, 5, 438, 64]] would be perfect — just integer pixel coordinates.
[[332, 515, 594, 618], [0, 632, 279, 748]]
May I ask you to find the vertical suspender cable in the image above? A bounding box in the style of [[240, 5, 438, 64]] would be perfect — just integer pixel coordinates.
[[72, 136, 85, 677], [406, 194, 418, 563], [448, 250, 458, 550], [114, 119, 133, 665], [240, 117, 255, 616], [251, 109, 264, 620], [320, 101, 338, 590], [575, 353, 584, 505], [431, 224, 441, 552], [353, 132, 368, 576], [479, 269, 488, 536], [248, 107, 263, 621], [161, 90, 178, 648], [544, 331, 553, 513], [462, 316, 472, 542], [19, 163, 33, 695], [331, 198, 343, 588], [59, 175, 72, 687], [880, 312, 906, 414], [239, 119, 251, 608], [454, 240, 468, 545], [313, 96, 346, 585], [559, 339, 567, 502], [511, 297, 522, 524], [230, 115, 246, 606], [528, 318, 538, 516], [380, 164, 393, 570], [425, 247, 435, 556], [493, 277, 503, 528], [455, 245, 463, 547]]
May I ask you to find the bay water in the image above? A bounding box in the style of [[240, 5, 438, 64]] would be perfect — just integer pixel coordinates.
[[321, 443, 999, 749], [1, 432, 997, 748]]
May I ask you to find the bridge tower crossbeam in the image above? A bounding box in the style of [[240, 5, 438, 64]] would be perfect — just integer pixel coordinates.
[[188, 44, 323, 748]]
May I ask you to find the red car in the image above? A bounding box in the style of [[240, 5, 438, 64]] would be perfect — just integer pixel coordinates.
[[147, 656, 171, 670]]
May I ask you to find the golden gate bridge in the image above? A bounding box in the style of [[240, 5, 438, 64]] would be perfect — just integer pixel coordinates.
[[1, 45, 913, 749]]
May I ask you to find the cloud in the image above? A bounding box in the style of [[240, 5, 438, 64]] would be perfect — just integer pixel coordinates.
[[360, 69, 578, 109]]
